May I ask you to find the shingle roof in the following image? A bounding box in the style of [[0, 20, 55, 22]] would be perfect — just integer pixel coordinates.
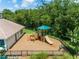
[[0, 19, 24, 39]]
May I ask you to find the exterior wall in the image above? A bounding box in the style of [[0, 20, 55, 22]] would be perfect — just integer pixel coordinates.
[[16, 30, 24, 40], [5, 35, 16, 49], [5, 29, 24, 50]]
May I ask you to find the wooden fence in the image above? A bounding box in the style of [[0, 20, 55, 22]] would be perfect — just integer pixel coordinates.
[[5, 50, 64, 56]]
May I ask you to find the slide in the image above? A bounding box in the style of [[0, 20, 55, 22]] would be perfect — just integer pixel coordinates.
[[45, 36, 53, 45]]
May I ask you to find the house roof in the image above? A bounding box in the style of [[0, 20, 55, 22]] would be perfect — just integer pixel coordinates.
[[0, 19, 24, 39]]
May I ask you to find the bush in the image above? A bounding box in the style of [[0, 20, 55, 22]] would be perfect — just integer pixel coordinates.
[[52, 56, 59, 59], [30, 52, 48, 59], [52, 53, 73, 59], [64, 41, 76, 55], [62, 53, 73, 59], [30, 54, 37, 59]]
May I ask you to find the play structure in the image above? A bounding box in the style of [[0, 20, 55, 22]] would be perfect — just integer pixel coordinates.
[[27, 25, 53, 45], [28, 33, 53, 45], [45, 36, 53, 45]]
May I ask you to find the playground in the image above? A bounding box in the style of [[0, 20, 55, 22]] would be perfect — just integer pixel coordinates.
[[9, 34, 62, 51], [8, 25, 64, 55]]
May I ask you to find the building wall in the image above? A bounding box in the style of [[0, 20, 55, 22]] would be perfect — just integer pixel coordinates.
[[16, 30, 24, 40], [5, 29, 24, 50], [5, 35, 16, 49]]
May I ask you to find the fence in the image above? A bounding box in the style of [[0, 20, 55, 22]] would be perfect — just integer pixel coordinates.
[[5, 50, 64, 56]]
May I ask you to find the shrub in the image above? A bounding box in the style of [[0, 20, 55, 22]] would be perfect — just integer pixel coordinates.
[[62, 53, 73, 59], [52, 56, 59, 59], [30, 54, 37, 59], [30, 52, 48, 59]]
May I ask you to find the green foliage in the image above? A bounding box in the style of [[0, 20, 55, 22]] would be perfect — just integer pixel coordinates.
[[52, 53, 73, 59], [30, 54, 37, 59], [23, 29, 35, 34], [2, 9, 15, 21], [65, 27, 79, 55], [30, 52, 48, 59], [67, 27, 79, 43], [64, 41, 77, 55], [62, 53, 72, 59], [40, 14, 51, 25], [52, 56, 59, 59]]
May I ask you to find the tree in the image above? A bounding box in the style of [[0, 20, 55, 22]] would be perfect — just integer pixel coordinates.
[[67, 27, 79, 58], [14, 9, 28, 25], [2, 9, 15, 21]]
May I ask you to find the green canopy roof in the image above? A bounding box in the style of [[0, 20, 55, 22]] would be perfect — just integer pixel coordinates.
[[37, 25, 50, 30]]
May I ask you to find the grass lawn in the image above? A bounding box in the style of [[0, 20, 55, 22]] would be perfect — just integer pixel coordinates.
[[23, 29, 36, 34]]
